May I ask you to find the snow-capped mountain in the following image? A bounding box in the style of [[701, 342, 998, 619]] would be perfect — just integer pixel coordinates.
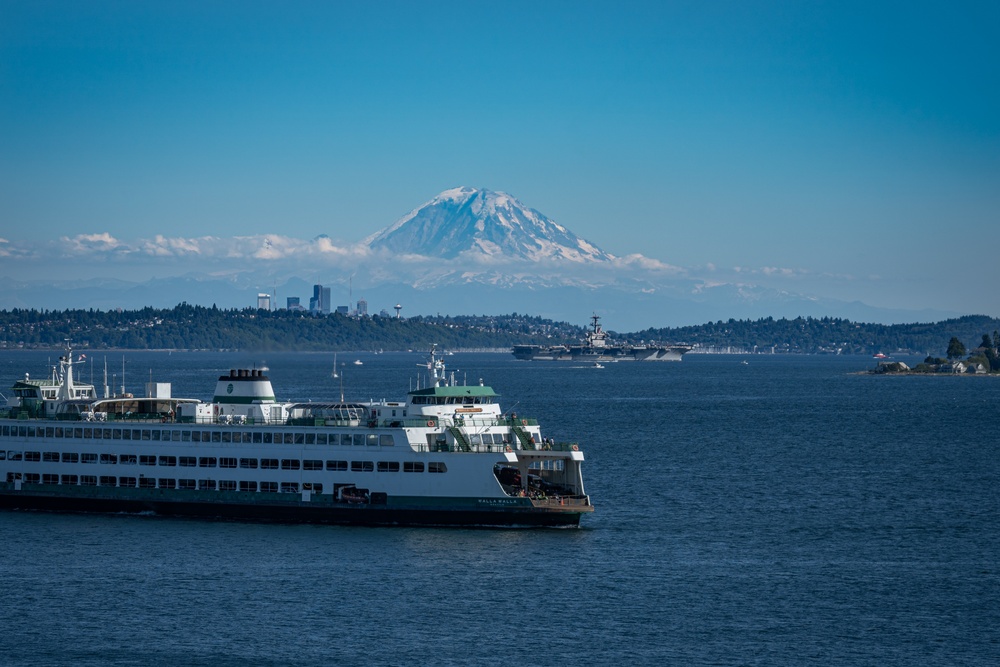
[[364, 187, 615, 262]]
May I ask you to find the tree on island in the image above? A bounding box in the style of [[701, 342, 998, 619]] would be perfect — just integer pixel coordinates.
[[946, 337, 966, 360]]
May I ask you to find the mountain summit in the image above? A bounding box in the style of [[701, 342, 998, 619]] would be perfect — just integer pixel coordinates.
[[363, 187, 615, 262]]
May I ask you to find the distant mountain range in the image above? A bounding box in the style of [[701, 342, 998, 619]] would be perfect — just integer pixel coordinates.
[[0, 187, 964, 329]]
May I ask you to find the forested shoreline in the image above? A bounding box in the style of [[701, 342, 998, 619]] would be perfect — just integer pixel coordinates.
[[0, 304, 997, 357]]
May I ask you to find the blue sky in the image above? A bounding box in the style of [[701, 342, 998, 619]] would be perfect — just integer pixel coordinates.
[[1, 1, 998, 318]]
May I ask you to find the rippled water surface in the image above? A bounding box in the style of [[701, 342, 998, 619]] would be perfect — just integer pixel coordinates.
[[1, 351, 998, 665]]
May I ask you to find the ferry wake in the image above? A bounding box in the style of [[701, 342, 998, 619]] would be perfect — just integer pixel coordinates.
[[0, 346, 593, 527]]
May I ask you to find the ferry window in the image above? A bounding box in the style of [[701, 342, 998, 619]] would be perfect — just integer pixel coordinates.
[[212, 431, 221, 443], [100, 454, 118, 464], [112, 429, 121, 440], [0, 452, 5, 461], [260, 481, 278, 493], [55, 427, 64, 438], [159, 456, 176, 467], [303, 483, 323, 493], [261, 458, 278, 470], [84, 428, 93, 439], [24, 473, 40, 483], [240, 458, 258, 469], [428, 462, 447, 473], [239, 481, 257, 492], [62, 452, 79, 463], [283, 433, 294, 445], [253, 432, 263, 444], [81, 476, 97, 486], [377, 461, 399, 473], [141, 430, 150, 441], [100, 476, 116, 486], [180, 431, 191, 442], [139, 478, 156, 489], [280, 482, 299, 493], [220, 457, 237, 469], [262, 433, 272, 444], [379, 435, 395, 447], [119, 477, 137, 487], [81, 453, 97, 464], [43, 452, 59, 462], [199, 457, 217, 468], [179, 479, 197, 490], [61, 475, 78, 485], [8, 451, 23, 461], [158, 479, 176, 489], [221, 432, 231, 444], [196, 479, 213, 490], [303, 460, 322, 471], [470, 434, 482, 445], [326, 460, 347, 471], [352, 434, 365, 447], [351, 461, 374, 472], [316, 433, 327, 445], [120, 454, 137, 465], [219, 480, 236, 491], [103, 429, 112, 439], [119, 429, 129, 440], [403, 462, 424, 473], [294, 433, 304, 445], [42, 474, 59, 485], [25, 451, 41, 462], [366, 434, 378, 447], [139, 455, 156, 466], [151, 430, 161, 442], [179, 456, 196, 467], [132, 430, 141, 440], [280, 459, 300, 470], [305, 433, 316, 445]]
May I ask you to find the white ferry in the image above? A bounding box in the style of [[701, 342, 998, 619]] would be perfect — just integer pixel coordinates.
[[0, 347, 593, 527]]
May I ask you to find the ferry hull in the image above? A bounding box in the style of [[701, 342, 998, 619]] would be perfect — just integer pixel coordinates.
[[0, 485, 589, 528]]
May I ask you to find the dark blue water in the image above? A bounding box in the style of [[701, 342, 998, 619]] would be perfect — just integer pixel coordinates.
[[1, 351, 998, 665]]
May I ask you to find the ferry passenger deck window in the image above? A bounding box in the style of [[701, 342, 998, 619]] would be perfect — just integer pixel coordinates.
[[305, 433, 316, 445], [253, 432, 263, 444], [100, 476, 116, 486], [351, 461, 374, 472], [151, 430, 160, 441], [219, 480, 236, 491], [24, 451, 40, 462], [366, 434, 378, 447], [260, 481, 278, 493], [326, 460, 347, 471], [84, 428, 93, 439], [120, 454, 137, 465], [379, 435, 395, 446], [81, 476, 97, 486], [240, 458, 258, 469], [61, 475, 78, 485], [403, 462, 424, 473], [220, 457, 237, 469], [303, 460, 322, 471], [428, 462, 447, 473], [261, 458, 278, 470], [119, 477, 137, 487], [139, 455, 156, 466], [42, 474, 58, 484], [239, 481, 257, 492], [377, 461, 399, 472], [281, 459, 300, 470], [139, 478, 156, 489], [352, 434, 365, 447], [178, 479, 196, 490], [158, 478, 176, 489], [159, 456, 176, 466], [100, 454, 117, 464], [199, 457, 217, 467], [179, 456, 196, 467], [280, 482, 299, 493], [81, 453, 97, 464], [316, 433, 327, 445], [24, 473, 40, 483]]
